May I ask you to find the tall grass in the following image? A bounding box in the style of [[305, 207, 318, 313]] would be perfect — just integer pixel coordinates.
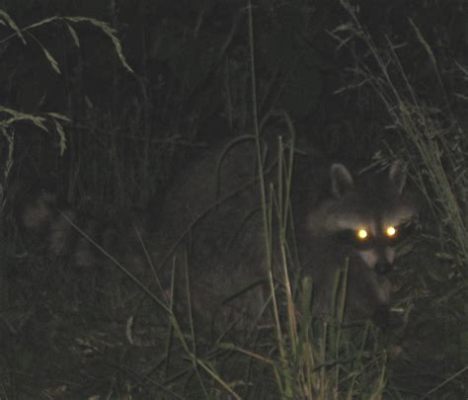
[[4, 2, 458, 398], [333, 1, 468, 397], [236, 3, 390, 398], [85, 5, 397, 395]]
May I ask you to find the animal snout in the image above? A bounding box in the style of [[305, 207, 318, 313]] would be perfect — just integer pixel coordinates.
[[375, 261, 392, 275]]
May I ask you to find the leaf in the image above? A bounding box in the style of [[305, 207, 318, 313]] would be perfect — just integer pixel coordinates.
[[38, 43, 61, 74], [0, 9, 26, 44], [64, 16, 134, 73], [66, 22, 80, 47], [53, 119, 67, 156], [0, 106, 48, 131], [47, 112, 71, 122]]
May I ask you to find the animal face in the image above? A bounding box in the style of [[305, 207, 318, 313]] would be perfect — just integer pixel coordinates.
[[330, 207, 415, 274], [307, 161, 417, 276]]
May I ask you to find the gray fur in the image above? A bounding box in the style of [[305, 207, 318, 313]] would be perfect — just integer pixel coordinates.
[[154, 143, 417, 327], [330, 163, 354, 198], [18, 142, 417, 329], [389, 160, 407, 194]]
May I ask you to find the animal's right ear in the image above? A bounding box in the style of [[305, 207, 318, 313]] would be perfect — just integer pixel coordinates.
[[388, 160, 407, 194], [330, 163, 354, 198]]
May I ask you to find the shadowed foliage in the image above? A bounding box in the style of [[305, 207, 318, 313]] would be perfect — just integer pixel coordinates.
[[1, 0, 468, 398]]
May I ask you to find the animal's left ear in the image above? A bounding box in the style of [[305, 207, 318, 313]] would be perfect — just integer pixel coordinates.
[[330, 163, 354, 198], [389, 161, 407, 194]]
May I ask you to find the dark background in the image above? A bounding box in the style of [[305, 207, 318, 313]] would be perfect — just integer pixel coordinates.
[[1, 0, 468, 398], [5, 0, 464, 207]]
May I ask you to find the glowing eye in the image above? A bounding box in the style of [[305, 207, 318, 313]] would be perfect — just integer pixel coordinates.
[[356, 228, 368, 240], [386, 226, 397, 237]]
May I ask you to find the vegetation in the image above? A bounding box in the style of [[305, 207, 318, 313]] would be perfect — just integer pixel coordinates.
[[0, 0, 467, 398]]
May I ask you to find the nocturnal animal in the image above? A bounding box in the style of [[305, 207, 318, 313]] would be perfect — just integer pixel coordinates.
[[17, 139, 417, 330], [153, 139, 417, 328]]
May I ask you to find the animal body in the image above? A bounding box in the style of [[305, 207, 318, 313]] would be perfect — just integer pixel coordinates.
[[16, 138, 417, 330], [154, 139, 417, 328]]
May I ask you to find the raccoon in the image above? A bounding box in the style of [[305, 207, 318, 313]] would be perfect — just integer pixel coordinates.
[[16, 139, 417, 329], [298, 161, 417, 323], [154, 140, 418, 328]]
